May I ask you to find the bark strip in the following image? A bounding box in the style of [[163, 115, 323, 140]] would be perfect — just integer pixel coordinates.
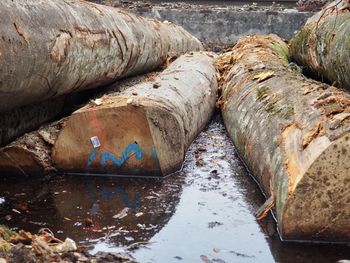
[[0, 0, 202, 112], [219, 34, 350, 242]]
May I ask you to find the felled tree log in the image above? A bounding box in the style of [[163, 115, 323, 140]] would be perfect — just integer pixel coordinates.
[[53, 52, 217, 176], [0, 53, 217, 177], [0, 0, 202, 112], [0, 73, 154, 177], [290, 0, 350, 90], [0, 119, 65, 177], [0, 93, 90, 147], [219, 34, 350, 242]]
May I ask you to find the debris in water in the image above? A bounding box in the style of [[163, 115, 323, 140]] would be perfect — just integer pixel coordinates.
[[53, 238, 77, 253], [213, 247, 221, 253], [113, 208, 130, 219], [200, 254, 213, 263], [229, 250, 255, 258], [208, 221, 223, 228], [135, 212, 144, 217]]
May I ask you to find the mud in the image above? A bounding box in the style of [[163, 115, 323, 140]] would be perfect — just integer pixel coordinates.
[[0, 116, 349, 262]]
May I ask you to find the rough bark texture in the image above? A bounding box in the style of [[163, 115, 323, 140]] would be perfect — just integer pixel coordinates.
[[0, 0, 202, 112], [290, 0, 350, 90], [219, 34, 350, 242], [0, 53, 217, 177], [0, 93, 92, 147], [0, 97, 66, 147], [53, 52, 217, 176]]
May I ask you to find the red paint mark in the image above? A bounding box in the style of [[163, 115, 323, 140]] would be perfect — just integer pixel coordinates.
[[90, 108, 111, 152]]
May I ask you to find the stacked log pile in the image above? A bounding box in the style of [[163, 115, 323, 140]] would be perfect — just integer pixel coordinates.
[[0, 0, 349, 244]]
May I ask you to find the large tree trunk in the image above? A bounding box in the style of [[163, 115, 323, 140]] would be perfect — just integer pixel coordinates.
[[0, 53, 217, 177], [290, 0, 350, 90], [0, 0, 202, 112], [219, 34, 350, 242]]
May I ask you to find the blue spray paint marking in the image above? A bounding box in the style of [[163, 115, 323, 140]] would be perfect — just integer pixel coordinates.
[[87, 150, 99, 167], [86, 143, 143, 168], [101, 186, 141, 209], [85, 185, 141, 209]]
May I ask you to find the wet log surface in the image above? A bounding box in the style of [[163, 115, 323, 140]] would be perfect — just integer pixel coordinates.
[[53, 52, 217, 176], [0, 0, 202, 112], [218, 34, 350, 242], [290, 0, 350, 90]]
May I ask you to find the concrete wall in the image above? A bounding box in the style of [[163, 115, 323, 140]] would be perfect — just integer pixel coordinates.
[[131, 7, 314, 45]]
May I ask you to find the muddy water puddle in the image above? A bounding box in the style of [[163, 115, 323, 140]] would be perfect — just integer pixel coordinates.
[[0, 116, 349, 262]]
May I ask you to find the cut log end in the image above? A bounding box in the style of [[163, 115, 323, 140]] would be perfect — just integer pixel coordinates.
[[283, 133, 350, 241], [52, 101, 184, 176], [0, 146, 45, 177]]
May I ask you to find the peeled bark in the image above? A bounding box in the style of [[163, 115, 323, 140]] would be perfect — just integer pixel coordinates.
[[0, 53, 217, 177], [219, 34, 350, 242], [0, 0, 202, 112], [290, 0, 350, 90]]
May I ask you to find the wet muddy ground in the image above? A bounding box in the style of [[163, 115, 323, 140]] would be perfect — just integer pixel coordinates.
[[0, 116, 349, 262]]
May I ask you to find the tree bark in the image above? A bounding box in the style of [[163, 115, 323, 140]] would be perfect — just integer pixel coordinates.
[[219, 34, 350, 242], [290, 0, 350, 90], [0, 0, 202, 112], [0, 53, 217, 177]]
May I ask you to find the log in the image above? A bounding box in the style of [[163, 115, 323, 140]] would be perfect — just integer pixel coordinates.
[[219, 34, 350, 242], [0, 119, 65, 177], [0, 53, 217, 177], [290, 0, 350, 90], [0, 73, 154, 177], [0, 0, 202, 112], [53, 52, 217, 176], [0, 93, 89, 147]]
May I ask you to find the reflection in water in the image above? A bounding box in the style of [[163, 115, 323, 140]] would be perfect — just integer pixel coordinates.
[[0, 116, 349, 262], [52, 176, 183, 248]]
